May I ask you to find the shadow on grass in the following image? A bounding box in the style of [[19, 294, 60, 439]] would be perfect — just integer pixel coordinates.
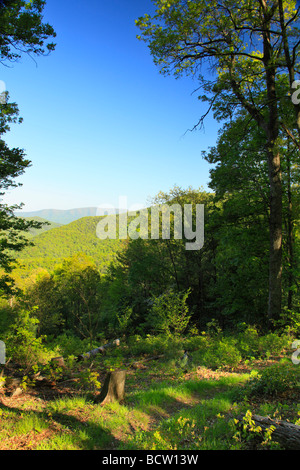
[[0, 370, 248, 450], [118, 373, 248, 450], [0, 400, 120, 450]]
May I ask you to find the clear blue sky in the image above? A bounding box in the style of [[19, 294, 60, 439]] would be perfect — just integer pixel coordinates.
[[1, 0, 220, 212]]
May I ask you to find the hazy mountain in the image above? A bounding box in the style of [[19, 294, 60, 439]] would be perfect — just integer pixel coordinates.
[[15, 207, 121, 225]]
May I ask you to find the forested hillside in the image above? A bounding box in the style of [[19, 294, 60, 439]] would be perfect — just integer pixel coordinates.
[[16, 216, 123, 276], [24, 217, 62, 237]]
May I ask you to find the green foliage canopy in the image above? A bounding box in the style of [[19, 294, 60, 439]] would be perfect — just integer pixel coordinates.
[[0, 0, 56, 64]]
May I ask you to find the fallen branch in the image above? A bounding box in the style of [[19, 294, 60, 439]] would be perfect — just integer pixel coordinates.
[[125, 354, 164, 369], [76, 339, 120, 362]]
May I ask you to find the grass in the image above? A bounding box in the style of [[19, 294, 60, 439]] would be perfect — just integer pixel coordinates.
[[1, 331, 299, 450], [0, 364, 267, 450], [0, 365, 245, 450]]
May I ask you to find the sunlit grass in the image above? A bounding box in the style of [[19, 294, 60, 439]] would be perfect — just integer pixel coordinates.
[[46, 395, 90, 414], [22, 371, 251, 450], [1, 349, 291, 451], [14, 412, 48, 435], [118, 373, 250, 450], [36, 432, 80, 450]]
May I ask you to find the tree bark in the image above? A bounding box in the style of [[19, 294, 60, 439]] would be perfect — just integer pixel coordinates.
[[262, 7, 282, 321], [229, 33, 283, 321], [286, 146, 294, 310], [267, 147, 282, 321], [94, 370, 126, 405]]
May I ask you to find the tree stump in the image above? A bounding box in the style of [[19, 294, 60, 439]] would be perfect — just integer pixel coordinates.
[[95, 370, 126, 405]]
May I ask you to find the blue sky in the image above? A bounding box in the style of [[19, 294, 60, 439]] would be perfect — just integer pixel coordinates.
[[1, 0, 220, 211]]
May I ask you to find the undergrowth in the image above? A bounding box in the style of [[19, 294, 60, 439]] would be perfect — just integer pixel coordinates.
[[0, 325, 299, 450]]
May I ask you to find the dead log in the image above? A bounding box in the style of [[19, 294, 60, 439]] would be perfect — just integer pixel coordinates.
[[77, 339, 120, 362], [238, 414, 300, 450], [95, 370, 126, 405], [126, 354, 165, 370]]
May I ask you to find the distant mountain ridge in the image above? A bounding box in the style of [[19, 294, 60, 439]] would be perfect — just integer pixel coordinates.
[[15, 207, 121, 225]]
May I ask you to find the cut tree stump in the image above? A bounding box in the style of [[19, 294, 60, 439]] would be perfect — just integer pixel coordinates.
[[238, 414, 300, 450], [95, 370, 126, 405]]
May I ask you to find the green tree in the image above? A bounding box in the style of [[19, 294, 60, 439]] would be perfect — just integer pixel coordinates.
[[0, 98, 46, 294], [105, 187, 217, 332], [23, 271, 63, 336], [204, 109, 300, 324], [52, 254, 103, 346], [0, 0, 56, 63], [136, 0, 300, 321], [24, 254, 104, 345], [148, 288, 191, 336]]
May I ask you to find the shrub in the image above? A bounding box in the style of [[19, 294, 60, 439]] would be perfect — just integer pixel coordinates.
[[259, 332, 290, 359], [231, 410, 281, 450], [147, 289, 191, 336], [127, 334, 185, 359], [201, 338, 242, 369], [236, 325, 289, 360], [5, 309, 52, 366], [236, 325, 260, 359], [49, 333, 91, 357]]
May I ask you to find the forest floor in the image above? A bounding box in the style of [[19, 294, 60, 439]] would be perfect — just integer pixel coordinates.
[[0, 351, 299, 451]]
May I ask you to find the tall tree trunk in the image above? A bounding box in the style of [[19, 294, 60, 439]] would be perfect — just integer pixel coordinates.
[[262, 10, 282, 321], [229, 39, 282, 320], [286, 147, 294, 310], [278, 0, 298, 312], [267, 147, 282, 321]]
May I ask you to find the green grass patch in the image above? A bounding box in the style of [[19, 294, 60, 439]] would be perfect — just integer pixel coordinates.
[[0, 328, 298, 450]]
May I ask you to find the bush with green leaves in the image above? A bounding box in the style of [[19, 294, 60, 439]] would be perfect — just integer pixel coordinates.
[[48, 332, 91, 357], [201, 338, 242, 369], [147, 289, 191, 336], [258, 332, 290, 359], [5, 308, 52, 366], [236, 325, 290, 360], [231, 410, 281, 450], [236, 325, 260, 359], [245, 361, 300, 397], [127, 334, 185, 359]]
